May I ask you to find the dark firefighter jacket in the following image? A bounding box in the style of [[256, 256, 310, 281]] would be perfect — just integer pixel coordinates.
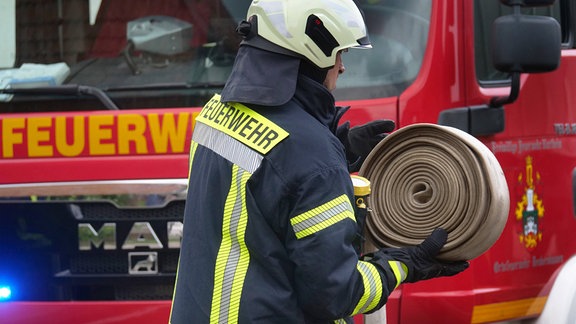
[[170, 75, 406, 324]]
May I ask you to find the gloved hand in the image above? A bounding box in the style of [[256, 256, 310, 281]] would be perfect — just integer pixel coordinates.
[[378, 228, 469, 283], [336, 119, 395, 172], [347, 120, 396, 159]]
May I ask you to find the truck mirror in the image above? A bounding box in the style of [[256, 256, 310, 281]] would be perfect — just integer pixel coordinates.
[[492, 14, 561, 74], [489, 12, 560, 108], [500, 0, 556, 6]]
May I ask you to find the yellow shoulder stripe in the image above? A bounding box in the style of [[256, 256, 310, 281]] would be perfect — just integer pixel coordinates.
[[196, 94, 289, 154]]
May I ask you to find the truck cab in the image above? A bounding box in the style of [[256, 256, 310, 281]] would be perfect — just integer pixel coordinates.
[[0, 0, 575, 323]]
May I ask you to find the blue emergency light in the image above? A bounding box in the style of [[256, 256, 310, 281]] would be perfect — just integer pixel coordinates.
[[0, 286, 12, 301]]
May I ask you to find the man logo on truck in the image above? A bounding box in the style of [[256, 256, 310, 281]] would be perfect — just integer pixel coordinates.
[[129, 252, 158, 275], [78, 221, 183, 250]]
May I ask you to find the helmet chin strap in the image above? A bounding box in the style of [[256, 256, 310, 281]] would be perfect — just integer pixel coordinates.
[[298, 59, 329, 84]]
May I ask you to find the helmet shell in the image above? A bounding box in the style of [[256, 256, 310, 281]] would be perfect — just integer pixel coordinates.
[[247, 0, 371, 68]]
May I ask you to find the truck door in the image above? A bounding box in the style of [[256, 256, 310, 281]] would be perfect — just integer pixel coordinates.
[[467, 1, 576, 322]]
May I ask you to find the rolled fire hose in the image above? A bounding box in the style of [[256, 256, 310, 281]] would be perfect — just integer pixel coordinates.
[[358, 123, 509, 261]]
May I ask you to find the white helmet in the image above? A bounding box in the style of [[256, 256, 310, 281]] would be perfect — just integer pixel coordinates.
[[243, 0, 371, 69]]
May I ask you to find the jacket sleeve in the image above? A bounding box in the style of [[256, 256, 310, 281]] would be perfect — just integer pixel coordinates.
[[284, 167, 406, 320]]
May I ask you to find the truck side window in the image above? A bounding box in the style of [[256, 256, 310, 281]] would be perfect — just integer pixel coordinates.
[[334, 0, 432, 100], [474, 0, 564, 84]]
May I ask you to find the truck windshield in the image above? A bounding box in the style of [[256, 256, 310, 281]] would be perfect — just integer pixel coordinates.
[[1, 0, 431, 110]]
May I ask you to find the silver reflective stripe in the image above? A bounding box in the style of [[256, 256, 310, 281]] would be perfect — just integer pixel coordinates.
[[218, 168, 245, 323], [193, 122, 263, 173], [210, 165, 251, 324], [290, 194, 355, 239], [353, 261, 383, 315], [388, 260, 408, 287], [356, 261, 378, 313]]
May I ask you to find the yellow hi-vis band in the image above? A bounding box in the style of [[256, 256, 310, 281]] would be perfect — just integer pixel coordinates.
[[196, 94, 289, 154], [388, 261, 408, 288], [210, 165, 251, 324], [353, 261, 383, 315], [187, 141, 199, 178], [290, 194, 355, 239]]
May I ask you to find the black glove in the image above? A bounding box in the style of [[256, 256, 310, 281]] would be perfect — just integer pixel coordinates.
[[337, 120, 395, 172], [378, 228, 469, 283], [347, 120, 396, 159]]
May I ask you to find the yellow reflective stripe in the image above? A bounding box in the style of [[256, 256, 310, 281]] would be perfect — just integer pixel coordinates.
[[290, 194, 355, 239], [334, 319, 347, 324], [388, 261, 408, 289], [169, 256, 182, 323], [196, 94, 289, 154], [188, 141, 199, 178], [353, 261, 383, 315], [471, 296, 547, 323], [210, 165, 251, 324]]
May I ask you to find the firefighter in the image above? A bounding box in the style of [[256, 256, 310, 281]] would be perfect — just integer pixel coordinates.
[[170, 0, 469, 323]]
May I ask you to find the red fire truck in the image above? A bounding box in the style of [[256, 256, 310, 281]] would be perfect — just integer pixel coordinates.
[[0, 0, 575, 323]]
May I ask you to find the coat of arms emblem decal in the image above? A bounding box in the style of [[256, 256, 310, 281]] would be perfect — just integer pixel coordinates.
[[515, 156, 544, 251]]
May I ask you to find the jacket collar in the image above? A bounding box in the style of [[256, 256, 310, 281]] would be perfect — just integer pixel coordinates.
[[293, 75, 347, 133]]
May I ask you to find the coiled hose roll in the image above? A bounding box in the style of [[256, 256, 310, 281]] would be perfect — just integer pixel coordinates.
[[358, 123, 509, 261]]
